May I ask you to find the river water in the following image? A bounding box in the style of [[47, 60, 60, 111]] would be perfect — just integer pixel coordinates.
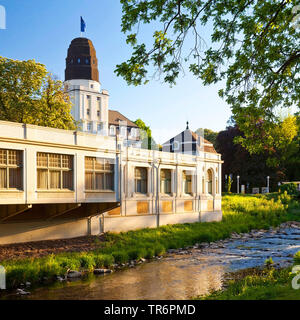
[[4, 225, 300, 300]]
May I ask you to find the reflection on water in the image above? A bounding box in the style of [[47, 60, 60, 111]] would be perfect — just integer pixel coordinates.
[[5, 227, 300, 300], [19, 256, 224, 300]]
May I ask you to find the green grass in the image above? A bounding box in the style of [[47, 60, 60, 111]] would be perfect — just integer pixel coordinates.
[[199, 253, 300, 300], [1, 192, 300, 289]]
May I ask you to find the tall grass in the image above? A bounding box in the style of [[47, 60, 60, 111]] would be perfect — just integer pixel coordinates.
[[1, 193, 300, 289]]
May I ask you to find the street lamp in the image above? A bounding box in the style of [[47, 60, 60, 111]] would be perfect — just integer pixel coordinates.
[[267, 176, 270, 191], [237, 175, 240, 194]]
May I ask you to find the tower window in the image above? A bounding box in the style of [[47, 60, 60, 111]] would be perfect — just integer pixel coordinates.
[[70, 59, 73, 64], [87, 109, 90, 116], [97, 97, 100, 101], [77, 58, 81, 63], [87, 95, 90, 99], [91, 84, 94, 89], [97, 110, 100, 117], [85, 58, 89, 64]]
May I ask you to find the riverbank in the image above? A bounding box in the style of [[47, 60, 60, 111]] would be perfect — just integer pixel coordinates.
[[1, 193, 300, 290], [199, 251, 300, 300]]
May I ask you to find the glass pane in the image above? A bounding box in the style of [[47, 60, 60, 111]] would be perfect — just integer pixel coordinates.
[[49, 154, 61, 168], [95, 173, 104, 190], [9, 168, 22, 189], [95, 158, 105, 170], [37, 153, 48, 167], [0, 168, 7, 188], [0, 149, 7, 165], [85, 157, 94, 170], [37, 169, 48, 189], [62, 155, 73, 169], [85, 172, 93, 190], [8, 150, 21, 165], [105, 173, 114, 190], [63, 171, 73, 189], [50, 171, 61, 189]]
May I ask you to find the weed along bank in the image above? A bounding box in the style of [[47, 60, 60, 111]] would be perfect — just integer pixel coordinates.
[[0, 36, 223, 245]]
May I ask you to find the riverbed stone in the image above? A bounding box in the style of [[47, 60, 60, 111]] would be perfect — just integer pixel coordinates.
[[67, 270, 82, 278], [94, 269, 112, 274]]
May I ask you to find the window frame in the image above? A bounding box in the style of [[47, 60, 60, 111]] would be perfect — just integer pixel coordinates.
[[182, 170, 193, 195], [36, 152, 74, 191], [84, 157, 114, 192], [134, 167, 148, 194], [160, 169, 172, 195], [0, 148, 23, 191]]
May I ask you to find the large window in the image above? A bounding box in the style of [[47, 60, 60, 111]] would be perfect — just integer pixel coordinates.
[[182, 170, 192, 195], [135, 167, 147, 194], [37, 153, 73, 190], [160, 169, 171, 194], [85, 157, 114, 191], [0, 149, 23, 190]]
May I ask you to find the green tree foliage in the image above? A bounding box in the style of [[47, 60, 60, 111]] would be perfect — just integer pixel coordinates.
[[0, 57, 77, 130], [216, 119, 300, 192], [134, 118, 158, 149], [196, 128, 219, 148], [116, 0, 300, 154]]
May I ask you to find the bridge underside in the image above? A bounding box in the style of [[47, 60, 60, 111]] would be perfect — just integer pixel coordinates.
[[0, 202, 119, 223]]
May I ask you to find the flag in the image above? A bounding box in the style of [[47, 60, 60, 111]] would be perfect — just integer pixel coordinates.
[[81, 16, 86, 33]]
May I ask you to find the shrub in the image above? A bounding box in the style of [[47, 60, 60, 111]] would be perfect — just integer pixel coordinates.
[[128, 248, 147, 260], [294, 251, 300, 264], [279, 183, 299, 196], [154, 244, 166, 256], [145, 247, 155, 259], [112, 251, 129, 264], [79, 254, 96, 270]]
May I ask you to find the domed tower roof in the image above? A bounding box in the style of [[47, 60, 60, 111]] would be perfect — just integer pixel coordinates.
[[65, 37, 99, 82]]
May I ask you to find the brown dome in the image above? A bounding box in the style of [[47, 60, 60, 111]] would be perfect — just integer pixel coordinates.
[[65, 37, 99, 82]]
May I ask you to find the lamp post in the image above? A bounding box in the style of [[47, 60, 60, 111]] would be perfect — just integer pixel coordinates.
[[267, 176, 270, 192], [237, 175, 240, 194]]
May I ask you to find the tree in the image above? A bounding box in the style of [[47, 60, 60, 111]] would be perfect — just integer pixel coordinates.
[[134, 118, 157, 149], [195, 128, 219, 148], [116, 0, 300, 154], [0, 57, 77, 130]]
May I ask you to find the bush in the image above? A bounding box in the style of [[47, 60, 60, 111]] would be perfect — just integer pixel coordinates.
[[94, 254, 114, 268], [145, 247, 155, 259], [154, 244, 166, 256], [79, 254, 96, 271], [279, 183, 299, 196], [128, 248, 147, 260], [112, 251, 129, 264]]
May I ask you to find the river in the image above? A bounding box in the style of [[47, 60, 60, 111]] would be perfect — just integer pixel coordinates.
[[3, 223, 300, 300]]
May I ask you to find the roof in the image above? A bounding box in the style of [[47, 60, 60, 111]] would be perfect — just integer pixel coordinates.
[[108, 110, 138, 128], [163, 129, 217, 154]]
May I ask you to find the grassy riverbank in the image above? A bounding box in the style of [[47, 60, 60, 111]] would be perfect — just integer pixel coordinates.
[[200, 251, 300, 300], [1, 192, 300, 289]]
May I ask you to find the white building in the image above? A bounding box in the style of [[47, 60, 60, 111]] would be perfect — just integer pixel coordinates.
[[0, 37, 223, 245]]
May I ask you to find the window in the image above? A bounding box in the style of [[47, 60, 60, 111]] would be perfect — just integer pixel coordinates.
[[160, 169, 171, 194], [97, 97, 100, 101], [37, 153, 73, 190], [110, 126, 116, 136], [77, 58, 81, 63], [86, 58, 89, 64], [206, 169, 213, 195], [182, 170, 192, 195], [0, 149, 23, 190], [97, 110, 100, 117], [85, 157, 114, 191], [97, 123, 102, 132], [87, 122, 92, 131], [120, 126, 126, 137], [135, 167, 147, 194], [87, 109, 90, 116]]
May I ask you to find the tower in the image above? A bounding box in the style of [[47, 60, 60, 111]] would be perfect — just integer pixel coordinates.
[[64, 37, 109, 134]]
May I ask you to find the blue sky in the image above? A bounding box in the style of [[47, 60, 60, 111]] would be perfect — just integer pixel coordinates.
[[0, 0, 231, 143]]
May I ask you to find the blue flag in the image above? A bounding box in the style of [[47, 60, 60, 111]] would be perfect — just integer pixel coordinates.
[[81, 16, 86, 32]]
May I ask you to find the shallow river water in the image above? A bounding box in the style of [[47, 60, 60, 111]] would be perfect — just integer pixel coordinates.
[[5, 226, 300, 300]]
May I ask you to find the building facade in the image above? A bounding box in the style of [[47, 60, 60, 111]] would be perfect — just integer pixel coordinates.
[[0, 37, 223, 245]]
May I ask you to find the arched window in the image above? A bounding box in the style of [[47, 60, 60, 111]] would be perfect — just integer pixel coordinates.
[[206, 169, 213, 195], [77, 58, 81, 64]]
